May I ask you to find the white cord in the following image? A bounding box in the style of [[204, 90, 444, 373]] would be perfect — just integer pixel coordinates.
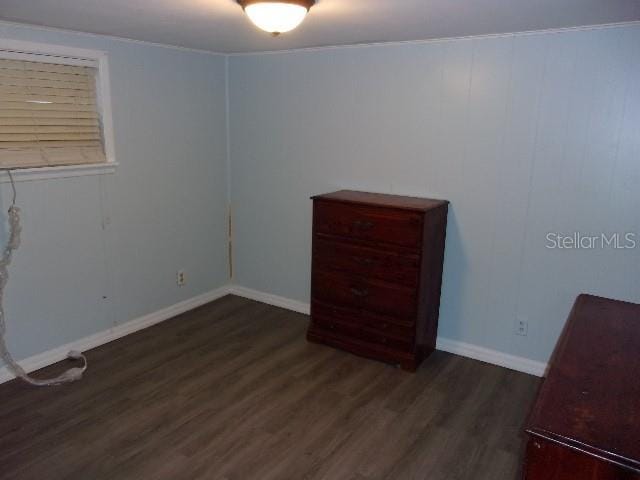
[[0, 169, 87, 386]]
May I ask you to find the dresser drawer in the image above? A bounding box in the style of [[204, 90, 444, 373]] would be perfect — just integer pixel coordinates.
[[310, 321, 413, 353], [310, 315, 359, 338], [313, 237, 420, 288], [312, 301, 415, 338], [307, 327, 418, 370], [313, 200, 423, 249], [312, 271, 417, 319], [359, 328, 413, 351]]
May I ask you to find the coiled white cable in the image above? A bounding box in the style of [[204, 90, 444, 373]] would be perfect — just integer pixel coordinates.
[[0, 169, 87, 386]]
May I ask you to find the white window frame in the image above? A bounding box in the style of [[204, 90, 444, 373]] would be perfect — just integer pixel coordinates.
[[0, 39, 117, 183]]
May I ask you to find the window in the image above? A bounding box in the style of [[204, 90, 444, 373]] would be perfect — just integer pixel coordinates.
[[0, 41, 115, 175]]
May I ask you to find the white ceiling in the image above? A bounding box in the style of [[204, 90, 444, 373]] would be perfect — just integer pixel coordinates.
[[0, 0, 638, 54]]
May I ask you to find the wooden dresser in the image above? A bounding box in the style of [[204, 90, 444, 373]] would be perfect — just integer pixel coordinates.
[[307, 190, 449, 371], [524, 294, 640, 479]]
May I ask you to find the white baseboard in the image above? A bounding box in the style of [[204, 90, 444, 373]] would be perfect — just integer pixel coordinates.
[[227, 285, 547, 377], [435, 338, 547, 377], [0, 284, 547, 384], [227, 285, 311, 315], [0, 286, 230, 385]]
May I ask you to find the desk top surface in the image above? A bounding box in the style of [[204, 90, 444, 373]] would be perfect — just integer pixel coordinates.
[[526, 294, 640, 473]]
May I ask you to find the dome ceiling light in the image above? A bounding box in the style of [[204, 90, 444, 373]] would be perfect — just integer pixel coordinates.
[[237, 0, 316, 36]]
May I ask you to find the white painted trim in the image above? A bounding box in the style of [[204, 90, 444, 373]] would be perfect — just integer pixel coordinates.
[[227, 285, 548, 376], [0, 283, 549, 384], [0, 162, 118, 183], [0, 38, 106, 63], [2, 19, 639, 57], [96, 52, 117, 166], [0, 20, 226, 57], [0, 286, 230, 384], [0, 49, 94, 66], [435, 338, 548, 377], [227, 285, 310, 315], [228, 21, 640, 56]]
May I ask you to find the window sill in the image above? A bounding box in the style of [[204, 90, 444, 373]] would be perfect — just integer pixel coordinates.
[[0, 162, 118, 184]]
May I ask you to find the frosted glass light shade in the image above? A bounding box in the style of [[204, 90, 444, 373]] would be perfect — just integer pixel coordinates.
[[244, 2, 309, 34]]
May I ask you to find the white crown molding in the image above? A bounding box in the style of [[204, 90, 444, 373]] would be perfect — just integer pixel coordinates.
[[228, 20, 640, 57], [226, 285, 548, 376], [0, 286, 231, 384], [0, 20, 227, 57], [1, 19, 639, 57]]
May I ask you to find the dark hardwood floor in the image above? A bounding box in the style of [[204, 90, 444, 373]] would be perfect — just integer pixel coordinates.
[[0, 295, 540, 480]]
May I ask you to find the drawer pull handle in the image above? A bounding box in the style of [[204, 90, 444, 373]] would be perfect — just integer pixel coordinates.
[[353, 256, 374, 265], [350, 287, 369, 298], [353, 220, 374, 230]]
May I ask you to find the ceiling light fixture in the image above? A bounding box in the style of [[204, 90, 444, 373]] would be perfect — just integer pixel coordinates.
[[237, 0, 315, 35]]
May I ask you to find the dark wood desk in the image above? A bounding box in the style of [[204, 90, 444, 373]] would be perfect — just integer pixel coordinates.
[[524, 294, 640, 479]]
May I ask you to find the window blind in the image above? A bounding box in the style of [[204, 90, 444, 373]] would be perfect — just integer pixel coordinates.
[[0, 57, 106, 169]]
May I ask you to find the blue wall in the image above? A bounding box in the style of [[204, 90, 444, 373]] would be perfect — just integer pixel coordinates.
[[229, 24, 640, 363], [1, 21, 638, 368], [0, 23, 230, 362]]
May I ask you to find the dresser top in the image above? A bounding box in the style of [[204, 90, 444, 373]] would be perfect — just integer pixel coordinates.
[[526, 294, 640, 473], [311, 190, 448, 212]]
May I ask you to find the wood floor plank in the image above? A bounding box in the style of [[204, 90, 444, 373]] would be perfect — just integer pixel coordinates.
[[0, 295, 540, 480]]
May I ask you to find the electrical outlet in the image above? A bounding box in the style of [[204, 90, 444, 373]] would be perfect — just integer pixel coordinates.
[[177, 270, 186, 287], [515, 316, 528, 336]]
